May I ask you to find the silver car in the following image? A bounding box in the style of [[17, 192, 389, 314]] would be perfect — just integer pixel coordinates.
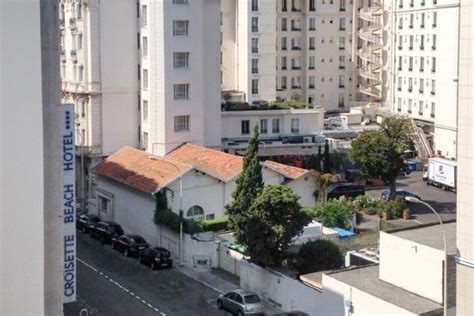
[[217, 289, 265, 315]]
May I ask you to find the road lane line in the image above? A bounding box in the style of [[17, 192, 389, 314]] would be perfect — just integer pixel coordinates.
[[77, 257, 166, 315]]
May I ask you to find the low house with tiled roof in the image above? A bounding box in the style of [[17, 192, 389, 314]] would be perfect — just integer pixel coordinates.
[[90, 144, 316, 249]]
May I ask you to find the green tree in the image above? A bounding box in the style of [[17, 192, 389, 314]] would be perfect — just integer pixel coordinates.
[[323, 139, 331, 173], [293, 240, 343, 275], [244, 185, 310, 267], [350, 117, 413, 199], [305, 199, 353, 230], [226, 125, 264, 244]]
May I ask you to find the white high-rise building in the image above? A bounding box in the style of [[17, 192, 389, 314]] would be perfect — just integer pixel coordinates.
[[352, 0, 459, 160], [456, 0, 474, 313], [140, 0, 221, 156], [387, 0, 459, 159], [222, 0, 356, 111]]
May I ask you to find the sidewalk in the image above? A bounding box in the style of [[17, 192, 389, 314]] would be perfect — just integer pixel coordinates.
[[175, 264, 283, 315], [175, 264, 239, 294]]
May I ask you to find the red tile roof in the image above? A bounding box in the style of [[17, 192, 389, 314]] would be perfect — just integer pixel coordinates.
[[262, 160, 310, 180], [165, 143, 243, 182], [94, 147, 192, 194]]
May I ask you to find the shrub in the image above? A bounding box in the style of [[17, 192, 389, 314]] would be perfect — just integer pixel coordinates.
[[306, 199, 353, 230], [389, 197, 407, 218], [293, 239, 343, 275], [201, 217, 229, 232], [364, 207, 378, 215], [354, 195, 377, 210]]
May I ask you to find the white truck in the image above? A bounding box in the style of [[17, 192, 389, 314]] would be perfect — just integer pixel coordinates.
[[423, 158, 457, 192]]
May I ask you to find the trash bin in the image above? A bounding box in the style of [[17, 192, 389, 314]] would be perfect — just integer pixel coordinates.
[[407, 160, 417, 172]]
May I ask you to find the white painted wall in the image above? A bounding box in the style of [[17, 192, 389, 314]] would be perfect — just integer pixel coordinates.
[[1, 0, 45, 313], [379, 232, 444, 304], [321, 274, 416, 316], [240, 261, 326, 315]]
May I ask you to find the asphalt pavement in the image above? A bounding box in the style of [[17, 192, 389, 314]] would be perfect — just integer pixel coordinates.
[[64, 231, 226, 316]]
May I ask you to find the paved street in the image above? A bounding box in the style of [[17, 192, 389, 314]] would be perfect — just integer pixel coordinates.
[[64, 231, 225, 316]]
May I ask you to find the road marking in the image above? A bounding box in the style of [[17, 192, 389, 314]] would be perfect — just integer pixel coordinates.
[[77, 257, 166, 315]]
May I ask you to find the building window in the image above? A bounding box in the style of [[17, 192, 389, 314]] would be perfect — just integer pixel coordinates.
[[142, 69, 148, 90], [398, 56, 402, 71], [174, 84, 190, 100], [431, 79, 435, 95], [419, 101, 424, 115], [173, 20, 189, 36], [281, 56, 287, 70], [291, 118, 300, 133], [309, 76, 315, 88], [309, 18, 316, 30], [432, 57, 436, 73], [309, 37, 315, 50], [397, 97, 402, 111], [398, 35, 403, 50], [340, 0, 346, 11], [338, 94, 345, 108], [260, 119, 268, 134], [408, 78, 413, 92], [420, 35, 424, 50], [281, 37, 287, 50], [339, 37, 345, 50], [252, 58, 259, 74], [252, 0, 259, 11], [431, 102, 435, 117], [432, 12, 437, 27], [432, 35, 437, 50], [339, 56, 345, 69], [77, 2, 82, 20], [408, 99, 412, 113], [78, 33, 83, 50], [142, 132, 148, 150], [173, 0, 189, 3], [187, 206, 204, 221], [281, 18, 287, 31], [173, 52, 189, 68], [291, 19, 301, 31], [398, 76, 402, 91], [409, 56, 413, 71], [421, 13, 425, 28], [251, 17, 259, 32], [398, 17, 403, 29], [241, 120, 250, 134], [281, 76, 287, 89], [339, 18, 346, 30], [78, 65, 84, 82], [291, 38, 301, 50], [409, 14, 414, 28], [142, 5, 147, 28], [251, 38, 259, 53], [272, 119, 280, 133], [251, 79, 259, 94], [419, 78, 424, 94], [338, 75, 345, 88], [98, 195, 112, 215], [420, 56, 424, 72], [174, 115, 190, 132], [142, 100, 148, 121], [142, 37, 148, 58], [282, 0, 288, 11]]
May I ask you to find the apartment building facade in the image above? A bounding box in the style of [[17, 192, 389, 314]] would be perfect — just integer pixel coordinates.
[[60, 0, 139, 158], [222, 0, 356, 111], [456, 0, 474, 313], [140, 0, 221, 156], [389, 0, 459, 159]]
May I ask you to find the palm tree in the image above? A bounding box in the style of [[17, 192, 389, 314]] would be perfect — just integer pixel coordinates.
[[311, 170, 334, 203]]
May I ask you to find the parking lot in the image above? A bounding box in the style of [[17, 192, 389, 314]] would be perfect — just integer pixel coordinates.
[[366, 171, 457, 227]]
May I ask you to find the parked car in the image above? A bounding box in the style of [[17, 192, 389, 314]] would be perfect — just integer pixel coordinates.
[[381, 190, 421, 201], [76, 214, 101, 233], [217, 289, 265, 316], [327, 183, 365, 200], [138, 247, 173, 269], [90, 221, 124, 244], [111, 234, 149, 257]]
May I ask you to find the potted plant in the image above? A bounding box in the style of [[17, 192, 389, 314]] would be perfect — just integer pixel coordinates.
[[402, 209, 411, 220], [382, 210, 391, 220]]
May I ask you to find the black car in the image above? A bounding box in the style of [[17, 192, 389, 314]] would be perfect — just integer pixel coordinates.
[[111, 234, 149, 257], [90, 221, 124, 244], [327, 183, 365, 200], [139, 247, 173, 269], [76, 214, 101, 233]]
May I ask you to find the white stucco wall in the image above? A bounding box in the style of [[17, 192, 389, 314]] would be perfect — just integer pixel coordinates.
[[321, 274, 416, 316], [1, 0, 45, 313], [379, 232, 444, 304]]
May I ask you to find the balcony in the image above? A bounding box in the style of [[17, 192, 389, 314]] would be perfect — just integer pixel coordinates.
[[308, 84, 315, 89], [69, 18, 76, 29], [291, 85, 301, 89], [339, 46, 345, 51], [291, 27, 301, 31], [292, 66, 302, 70], [431, 91, 435, 95], [431, 113, 435, 118], [60, 49, 66, 62], [281, 85, 287, 90], [339, 84, 345, 88], [291, 47, 301, 51], [339, 66, 345, 70], [408, 88, 413, 93], [419, 89, 424, 94], [418, 111, 423, 116]]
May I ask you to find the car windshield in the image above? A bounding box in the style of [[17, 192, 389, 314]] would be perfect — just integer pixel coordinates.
[[244, 294, 260, 304], [110, 225, 123, 234], [133, 237, 146, 244]]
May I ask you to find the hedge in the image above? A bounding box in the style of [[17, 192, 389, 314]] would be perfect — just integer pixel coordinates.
[[201, 217, 229, 232]]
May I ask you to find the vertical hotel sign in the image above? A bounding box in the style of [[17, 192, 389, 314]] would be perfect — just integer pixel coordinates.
[[61, 104, 76, 303]]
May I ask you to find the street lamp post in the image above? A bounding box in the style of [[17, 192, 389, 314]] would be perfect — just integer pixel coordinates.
[[405, 197, 448, 316]]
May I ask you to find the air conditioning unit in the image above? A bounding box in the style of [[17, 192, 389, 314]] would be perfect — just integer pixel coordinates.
[[303, 136, 313, 143]]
